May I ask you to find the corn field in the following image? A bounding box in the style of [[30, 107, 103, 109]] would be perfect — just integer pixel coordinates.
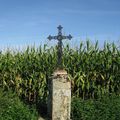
[[0, 41, 120, 105]]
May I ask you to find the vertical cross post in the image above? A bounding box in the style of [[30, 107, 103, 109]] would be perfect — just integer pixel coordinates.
[[48, 25, 72, 68]]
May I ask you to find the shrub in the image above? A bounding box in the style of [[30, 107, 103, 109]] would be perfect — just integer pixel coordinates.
[[71, 94, 120, 120], [0, 88, 38, 120]]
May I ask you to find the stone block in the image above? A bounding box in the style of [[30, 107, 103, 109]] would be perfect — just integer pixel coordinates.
[[48, 69, 71, 120]]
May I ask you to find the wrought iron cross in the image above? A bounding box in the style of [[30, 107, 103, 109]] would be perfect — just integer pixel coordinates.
[[47, 25, 72, 68]]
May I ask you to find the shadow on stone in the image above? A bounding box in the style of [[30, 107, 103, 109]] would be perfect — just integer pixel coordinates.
[[37, 101, 48, 119]]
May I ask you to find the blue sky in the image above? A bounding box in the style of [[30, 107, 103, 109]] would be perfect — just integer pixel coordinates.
[[0, 0, 120, 50]]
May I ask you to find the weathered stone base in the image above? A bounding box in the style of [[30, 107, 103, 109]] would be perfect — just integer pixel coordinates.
[[48, 69, 71, 120]]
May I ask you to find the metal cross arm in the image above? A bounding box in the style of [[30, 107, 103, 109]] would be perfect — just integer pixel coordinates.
[[62, 34, 72, 40], [47, 34, 72, 41], [47, 25, 72, 68], [48, 35, 57, 40]]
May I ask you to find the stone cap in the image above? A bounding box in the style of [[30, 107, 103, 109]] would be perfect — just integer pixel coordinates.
[[53, 69, 67, 76]]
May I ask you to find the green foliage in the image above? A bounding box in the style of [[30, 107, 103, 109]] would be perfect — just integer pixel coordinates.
[[71, 94, 120, 120], [0, 88, 38, 120], [0, 41, 120, 105]]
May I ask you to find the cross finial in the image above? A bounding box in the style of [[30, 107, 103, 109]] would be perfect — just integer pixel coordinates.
[[47, 25, 72, 68], [57, 25, 63, 35], [57, 25, 63, 30]]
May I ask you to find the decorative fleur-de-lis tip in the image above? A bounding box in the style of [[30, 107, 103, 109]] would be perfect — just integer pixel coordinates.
[[68, 34, 72, 40], [48, 35, 52, 40], [57, 25, 63, 30]]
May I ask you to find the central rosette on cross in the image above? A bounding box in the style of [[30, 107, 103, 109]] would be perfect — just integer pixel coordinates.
[[57, 35, 63, 40]]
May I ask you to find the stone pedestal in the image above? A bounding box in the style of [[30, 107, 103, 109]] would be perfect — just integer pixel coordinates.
[[48, 69, 71, 120]]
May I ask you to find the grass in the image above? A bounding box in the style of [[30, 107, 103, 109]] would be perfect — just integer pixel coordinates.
[[0, 88, 38, 120]]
